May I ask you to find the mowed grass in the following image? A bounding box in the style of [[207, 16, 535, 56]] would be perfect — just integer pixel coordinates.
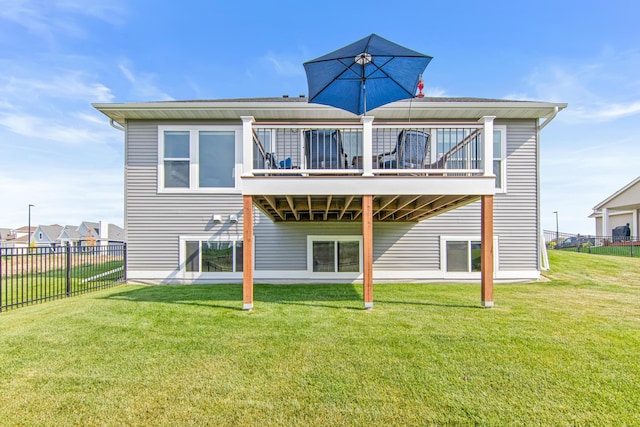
[[1, 250, 639, 426]]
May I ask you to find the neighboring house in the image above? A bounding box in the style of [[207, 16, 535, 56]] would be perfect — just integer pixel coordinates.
[[31, 224, 64, 248], [589, 176, 640, 238], [58, 225, 82, 246], [0, 223, 122, 250], [94, 96, 565, 309], [0, 228, 17, 248]]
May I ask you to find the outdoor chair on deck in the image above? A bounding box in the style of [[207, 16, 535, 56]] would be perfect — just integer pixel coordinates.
[[378, 130, 430, 170], [304, 129, 348, 169]]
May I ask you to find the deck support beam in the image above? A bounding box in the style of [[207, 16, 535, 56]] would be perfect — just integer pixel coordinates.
[[481, 195, 494, 308], [243, 195, 254, 310], [362, 194, 374, 309]]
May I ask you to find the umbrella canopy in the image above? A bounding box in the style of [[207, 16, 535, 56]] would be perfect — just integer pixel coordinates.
[[303, 34, 433, 115]]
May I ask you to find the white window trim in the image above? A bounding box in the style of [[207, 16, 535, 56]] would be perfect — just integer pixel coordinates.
[[158, 125, 243, 194], [439, 235, 499, 279], [178, 235, 246, 278], [307, 235, 363, 276], [494, 125, 507, 193]]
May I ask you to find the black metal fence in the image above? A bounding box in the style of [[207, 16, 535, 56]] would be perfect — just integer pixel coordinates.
[[543, 230, 640, 258], [0, 242, 126, 312]]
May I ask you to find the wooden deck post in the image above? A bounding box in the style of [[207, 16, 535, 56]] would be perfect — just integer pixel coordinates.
[[362, 194, 373, 309], [481, 195, 494, 308], [243, 195, 254, 310]]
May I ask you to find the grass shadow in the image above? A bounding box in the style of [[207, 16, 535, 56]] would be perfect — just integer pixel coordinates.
[[101, 283, 365, 310], [375, 299, 482, 310]]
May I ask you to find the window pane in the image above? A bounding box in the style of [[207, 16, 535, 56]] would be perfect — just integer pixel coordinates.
[[494, 160, 502, 188], [235, 241, 244, 272], [471, 241, 481, 272], [165, 131, 190, 158], [338, 241, 360, 272], [446, 241, 468, 272], [313, 241, 335, 272], [165, 160, 190, 188], [202, 241, 233, 272], [493, 130, 502, 158], [199, 131, 235, 188], [185, 241, 199, 272]]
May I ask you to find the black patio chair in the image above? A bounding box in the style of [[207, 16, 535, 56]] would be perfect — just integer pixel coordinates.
[[379, 130, 430, 169], [304, 129, 348, 169]]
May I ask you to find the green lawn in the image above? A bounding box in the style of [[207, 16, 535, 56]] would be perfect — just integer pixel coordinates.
[[0, 250, 639, 425]]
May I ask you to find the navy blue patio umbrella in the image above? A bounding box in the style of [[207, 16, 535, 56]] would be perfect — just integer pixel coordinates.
[[303, 34, 433, 115]]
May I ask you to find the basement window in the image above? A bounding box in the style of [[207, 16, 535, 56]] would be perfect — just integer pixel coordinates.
[[181, 237, 243, 273], [307, 236, 362, 273]]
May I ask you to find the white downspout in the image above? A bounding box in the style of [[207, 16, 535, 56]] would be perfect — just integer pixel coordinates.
[[538, 106, 559, 131]]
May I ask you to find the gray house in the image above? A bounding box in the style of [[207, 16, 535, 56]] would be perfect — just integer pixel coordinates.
[[94, 96, 565, 309]]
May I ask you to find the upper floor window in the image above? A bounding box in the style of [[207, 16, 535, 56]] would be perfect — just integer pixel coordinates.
[[159, 126, 240, 192], [493, 127, 507, 192]]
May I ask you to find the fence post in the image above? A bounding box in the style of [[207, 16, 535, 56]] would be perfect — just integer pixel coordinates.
[[0, 248, 3, 313], [631, 239, 634, 257], [123, 242, 127, 282], [66, 242, 72, 297]]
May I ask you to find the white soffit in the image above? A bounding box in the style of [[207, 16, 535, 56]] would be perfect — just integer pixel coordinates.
[[93, 98, 567, 126]]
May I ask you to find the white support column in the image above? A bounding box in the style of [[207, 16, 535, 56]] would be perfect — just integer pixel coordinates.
[[361, 116, 374, 176], [634, 209, 639, 239], [601, 208, 609, 237], [480, 116, 496, 177], [240, 116, 255, 177]]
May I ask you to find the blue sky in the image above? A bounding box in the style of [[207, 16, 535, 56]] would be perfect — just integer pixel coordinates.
[[1, 0, 639, 234]]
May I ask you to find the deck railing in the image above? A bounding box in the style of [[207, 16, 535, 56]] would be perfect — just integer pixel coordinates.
[[249, 121, 490, 177]]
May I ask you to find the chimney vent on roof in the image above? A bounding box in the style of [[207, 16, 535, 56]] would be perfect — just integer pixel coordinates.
[[282, 94, 289, 98]]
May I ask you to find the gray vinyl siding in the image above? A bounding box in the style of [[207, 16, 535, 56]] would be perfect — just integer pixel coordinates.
[[126, 120, 245, 271], [125, 118, 539, 275]]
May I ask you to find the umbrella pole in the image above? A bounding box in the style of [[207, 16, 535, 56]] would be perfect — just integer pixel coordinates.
[[363, 80, 367, 115]]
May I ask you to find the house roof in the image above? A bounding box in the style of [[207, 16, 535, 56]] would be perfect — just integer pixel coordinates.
[[94, 96, 567, 126], [592, 176, 640, 213], [60, 226, 81, 240], [38, 225, 64, 241], [108, 224, 124, 241]]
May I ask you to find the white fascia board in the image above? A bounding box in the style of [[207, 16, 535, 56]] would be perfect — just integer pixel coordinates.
[[241, 176, 496, 196]]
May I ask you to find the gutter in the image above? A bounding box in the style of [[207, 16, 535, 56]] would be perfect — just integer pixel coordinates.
[[110, 118, 125, 132], [538, 106, 559, 131]]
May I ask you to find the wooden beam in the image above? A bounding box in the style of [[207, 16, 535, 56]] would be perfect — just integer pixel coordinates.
[[324, 195, 332, 220], [285, 195, 299, 220], [408, 195, 475, 222], [362, 194, 373, 309], [373, 195, 398, 216], [307, 195, 313, 220], [481, 195, 494, 308], [395, 195, 444, 220], [339, 195, 355, 220], [263, 195, 285, 221], [379, 195, 421, 221], [242, 195, 254, 310]]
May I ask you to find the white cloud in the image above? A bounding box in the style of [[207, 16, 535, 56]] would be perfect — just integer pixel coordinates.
[[0, 73, 114, 103], [519, 49, 640, 123], [0, 167, 124, 228], [0, 0, 125, 41], [263, 52, 306, 77], [118, 61, 173, 101], [424, 87, 448, 97], [0, 113, 109, 144]]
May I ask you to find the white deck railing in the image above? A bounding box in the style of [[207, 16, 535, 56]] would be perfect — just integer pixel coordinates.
[[245, 117, 494, 178]]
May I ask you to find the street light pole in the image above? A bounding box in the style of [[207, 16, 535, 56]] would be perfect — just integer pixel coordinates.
[[553, 211, 559, 247], [28, 204, 34, 247]]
